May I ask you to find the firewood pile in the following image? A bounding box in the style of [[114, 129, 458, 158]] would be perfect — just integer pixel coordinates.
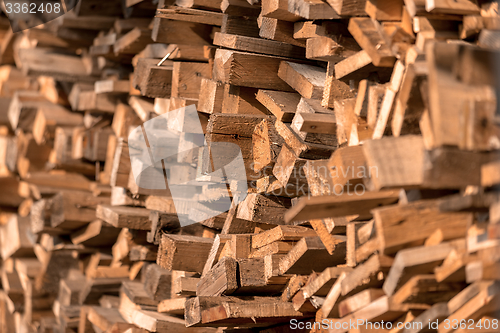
[[0, 0, 499, 332]]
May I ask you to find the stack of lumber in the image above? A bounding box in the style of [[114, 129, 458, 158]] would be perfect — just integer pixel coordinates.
[[0, 0, 499, 332]]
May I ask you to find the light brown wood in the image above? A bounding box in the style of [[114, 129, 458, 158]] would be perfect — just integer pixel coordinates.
[[157, 234, 213, 273], [278, 61, 325, 99], [284, 190, 400, 223], [197, 256, 238, 296], [278, 237, 346, 275], [348, 18, 396, 67], [255, 90, 300, 122], [96, 205, 151, 230], [214, 32, 306, 59], [213, 49, 297, 91]]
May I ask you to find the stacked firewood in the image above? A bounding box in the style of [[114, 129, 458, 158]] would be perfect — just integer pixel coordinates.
[[0, 0, 499, 332]]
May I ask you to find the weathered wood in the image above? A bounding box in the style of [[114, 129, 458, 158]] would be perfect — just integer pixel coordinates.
[[288, 0, 341, 20], [260, 17, 306, 47], [156, 8, 224, 26], [362, 135, 425, 190], [262, 0, 302, 21], [157, 234, 213, 273], [256, 90, 300, 122], [278, 62, 325, 99], [152, 17, 213, 45], [383, 240, 466, 296], [198, 79, 225, 114], [237, 194, 289, 225], [50, 190, 110, 230], [97, 205, 151, 230], [306, 36, 360, 62], [197, 256, 238, 296], [0, 215, 35, 260], [133, 59, 173, 98], [222, 15, 260, 38], [172, 61, 211, 99], [70, 220, 121, 247], [279, 237, 346, 275], [427, 42, 499, 150], [292, 267, 352, 311], [322, 61, 356, 109], [326, 0, 368, 16], [374, 202, 472, 255], [214, 49, 298, 91], [185, 296, 305, 327], [214, 32, 306, 59], [252, 225, 317, 249], [348, 18, 396, 67], [143, 264, 171, 301], [285, 190, 400, 223]]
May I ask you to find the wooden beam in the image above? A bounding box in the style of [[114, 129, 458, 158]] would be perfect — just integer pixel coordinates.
[[348, 17, 396, 67], [155, 8, 224, 26], [133, 59, 173, 99], [262, 0, 302, 21], [362, 135, 425, 190], [213, 32, 306, 58], [383, 240, 466, 296], [197, 256, 238, 296], [287, 0, 341, 20], [152, 17, 213, 45], [255, 90, 300, 122], [185, 296, 305, 327], [260, 17, 306, 47], [285, 190, 400, 223], [96, 205, 151, 230], [326, 0, 368, 16], [278, 237, 346, 274], [213, 49, 297, 91], [157, 234, 213, 273], [278, 61, 325, 99]]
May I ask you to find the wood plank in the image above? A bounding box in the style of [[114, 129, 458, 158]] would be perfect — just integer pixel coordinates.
[[278, 237, 346, 275], [152, 17, 213, 45], [255, 90, 300, 122], [213, 32, 305, 59], [157, 234, 213, 273], [260, 17, 306, 47], [155, 7, 224, 26], [96, 205, 151, 230], [426, 0, 480, 15], [262, 0, 302, 21], [252, 225, 317, 248], [213, 49, 297, 91], [326, 0, 368, 16], [287, 0, 341, 20], [278, 61, 325, 99], [285, 190, 400, 223], [348, 17, 396, 67], [362, 135, 425, 190], [185, 296, 306, 327], [383, 240, 466, 296], [237, 194, 289, 225], [172, 61, 211, 99], [292, 266, 352, 311], [339, 288, 386, 317], [197, 256, 238, 296]]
